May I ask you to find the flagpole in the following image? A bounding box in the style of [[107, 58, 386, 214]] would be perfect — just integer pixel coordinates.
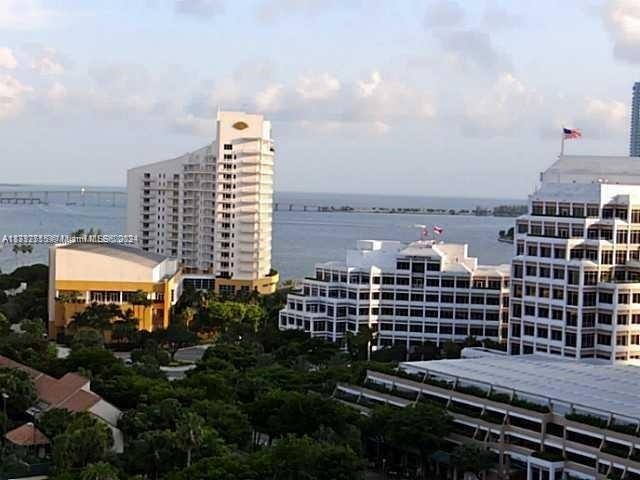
[[560, 128, 565, 157]]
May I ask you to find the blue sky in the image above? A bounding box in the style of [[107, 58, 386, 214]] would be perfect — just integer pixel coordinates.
[[0, 0, 639, 197]]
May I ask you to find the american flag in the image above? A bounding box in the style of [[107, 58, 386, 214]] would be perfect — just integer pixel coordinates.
[[563, 128, 582, 139], [433, 225, 443, 235]]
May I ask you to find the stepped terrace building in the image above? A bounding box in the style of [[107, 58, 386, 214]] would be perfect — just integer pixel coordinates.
[[126, 110, 278, 296], [509, 156, 640, 362], [334, 354, 640, 480], [48, 243, 181, 339], [279, 240, 510, 349]]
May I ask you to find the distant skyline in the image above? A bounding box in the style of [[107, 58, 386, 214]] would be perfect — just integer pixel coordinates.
[[0, 0, 639, 197]]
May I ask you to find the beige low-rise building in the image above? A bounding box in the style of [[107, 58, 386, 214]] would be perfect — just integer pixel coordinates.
[[48, 243, 181, 339]]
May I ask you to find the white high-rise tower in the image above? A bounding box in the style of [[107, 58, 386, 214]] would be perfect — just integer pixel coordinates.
[[509, 155, 640, 362], [126, 111, 278, 295]]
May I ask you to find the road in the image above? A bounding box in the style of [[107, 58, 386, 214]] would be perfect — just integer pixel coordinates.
[[174, 344, 211, 363]]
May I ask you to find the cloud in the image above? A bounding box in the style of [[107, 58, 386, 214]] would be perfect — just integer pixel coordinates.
[[296, 72, 340, 100], [482, 4, 522, 30], [175, 0, 223, 18], [173, 114, 217, 136], [177, 70, 436, 136], [0, 0, 55, 29], [45, 81, 66, 105], [574, 98, 627, 139], [0, 47, 17, 69], [462, 73, 542, 136], [0, 75, 32, 120], [27, 46, 65, 75], [425, 0, 464, 29], [255, 83, 284, 112], [438, 29, 512, 73], [256, 0, 339, 22], [602, 0, 640, 63]]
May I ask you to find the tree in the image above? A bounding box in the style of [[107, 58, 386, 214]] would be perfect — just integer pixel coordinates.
[[155, 322, 197, 361], [0, 312, 10, 336], [346, 326, 373, 361], [51, 413, 113, 470], [20, 318, 46, 337], [176, 412, 206, 468], [38, 408, 75, 439], [257, 435, 364, 480], [451, 443, 495, 478], [71, 329, 105, 350], [442, 341, 462, 359], [70, 303, 121, 337], [128, 290, 152, 326], [111, 319, 139, 345], [80, 462, 119, 480], [0, 367, 36, 411], [366, 402, 452, 472]]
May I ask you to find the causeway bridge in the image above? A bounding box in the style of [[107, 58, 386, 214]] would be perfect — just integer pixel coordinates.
[[0, 189, 126, 207]]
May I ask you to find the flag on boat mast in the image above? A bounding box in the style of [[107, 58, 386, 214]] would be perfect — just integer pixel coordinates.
[[433, 225, 443, 235], [560, 127, 581, 156]]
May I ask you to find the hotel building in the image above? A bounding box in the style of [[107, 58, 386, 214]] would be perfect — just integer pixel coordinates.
[[126, 110, 278, 296], [335, 353, 640, 480], [631, 82, 640, 157], [509, 155, 640, 362], [48, 243, 181, 339], [279, 239, 510, 348]]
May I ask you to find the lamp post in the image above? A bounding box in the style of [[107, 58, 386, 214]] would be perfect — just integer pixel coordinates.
[[2, 392, 8, 438]]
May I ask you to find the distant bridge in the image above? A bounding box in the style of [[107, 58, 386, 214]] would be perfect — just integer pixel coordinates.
[[0, 190, 126, 207]]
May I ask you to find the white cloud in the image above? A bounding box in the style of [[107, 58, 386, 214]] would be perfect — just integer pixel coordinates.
[[257, 0, 340, 22], [347, 71, 436, 123], [575, 98, 627, 139], [602, 0, 640, 63], [296, 73, 340, 100], [356, 71, 381, 98], [30, 47, 64, 75], [482, 4, 522, 30], [178, 70, 436, 136], [0, 0, 55, 29], [255, 83, 284, 111], [173, 114, 217, 136], [0, 75, 32, 120], [463, 73, 542, 136], [45, 81, 66, 105], [0, 47, 17, 69], [438, 29, 512, 73], [175, 0, 223, 18], [425, 0, 464, 28]]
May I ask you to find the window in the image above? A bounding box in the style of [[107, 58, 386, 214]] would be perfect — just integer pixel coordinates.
[[223, 143, 233, 150], [597, 333, 611, 346], [396, 261, 410, 270]]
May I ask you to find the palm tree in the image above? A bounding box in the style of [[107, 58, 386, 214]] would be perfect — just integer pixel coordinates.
[[128, 290, 152, 329], [79, 462, 119, 480], [176, 412, 205, 468], [11, 244, 19, 267]]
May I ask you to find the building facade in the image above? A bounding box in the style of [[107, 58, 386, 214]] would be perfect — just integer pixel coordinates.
[[126, 110, 278, 296], [335, 354, 640, 480], [48, 243, 181, 339], [631, 82, 640, 157], [279, 240, 510, 348], [509, 155, 640, 362]]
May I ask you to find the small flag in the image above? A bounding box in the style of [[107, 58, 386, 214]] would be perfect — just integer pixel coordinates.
[[563, 128, 582, 139], [433, 225, 443, 235]]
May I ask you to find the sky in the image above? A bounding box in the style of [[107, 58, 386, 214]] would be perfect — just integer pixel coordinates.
[[0, 0, 639, 198]]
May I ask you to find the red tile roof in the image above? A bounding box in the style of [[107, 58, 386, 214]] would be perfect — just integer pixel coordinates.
[[5, 423, 49, 446], [0, 355, 99, 413]]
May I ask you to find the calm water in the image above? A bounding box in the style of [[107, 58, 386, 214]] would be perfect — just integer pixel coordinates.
[[0, 187, 521, 280]]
